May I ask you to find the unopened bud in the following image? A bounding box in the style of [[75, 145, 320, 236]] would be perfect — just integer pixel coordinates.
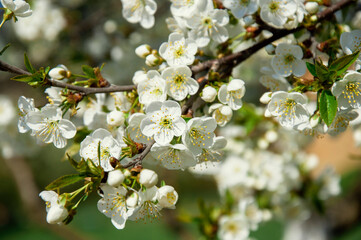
[[123, 169, 131, 178], [46, 205, 68, 224], [310, 15, 318, 23], [305, 2, 319, 14], [265, 130, 278, 143], [145, 54, 161, 67], [107, 169, 125, 187], [135, 44, 152, 58], [201, 86, 217, 102], [260, 92, 272, 104], [265, 44, 276, 55], [310, 114, 320, 128], [107, 110, 125, 127], [139, 169, 158, 188], [126, 192, 139, 208], [49, 66, 70, 80]]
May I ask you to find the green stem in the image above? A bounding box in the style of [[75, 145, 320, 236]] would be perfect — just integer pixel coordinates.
[[69, 183, 90, 201], [128, 97, 139, 112], [71, 73, 88, 78], [0, 18, 6, 29]]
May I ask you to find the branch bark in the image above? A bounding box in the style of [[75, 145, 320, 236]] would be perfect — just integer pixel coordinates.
[[0, 59, 136, 95], [121, 140, 155, 168], [191, 0, 355, 74]]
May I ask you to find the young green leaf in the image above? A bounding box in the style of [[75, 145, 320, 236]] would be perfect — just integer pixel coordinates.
[[0, 43, 10, 56], [82, 65, 95, 78], [11, 74, 34, 82], [306, 62, 317, 77], [329, 50, 360, 76], [315, 60, 330, 82], [45, 174, 84, 190], [24, 53, 35, 74], [319, 90, 338, 126]]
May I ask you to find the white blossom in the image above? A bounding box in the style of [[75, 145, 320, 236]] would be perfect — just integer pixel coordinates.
[[127, 113, 153, 144], [162, 66, 199, 101], [327, 110, 358, 136], [0, 95, 15, 127], [197, 136, 227, 163], [110, 92, 132, 112], [120, 0, 157, 29], [267, 91, 309, 129], [260, 66, 291, 91], [222, 0, 258, 19], [26, 105, 76, 148], [129, 186, 161, 221], [107, 110, 125, 127], [186, 0, 229, 47], [83, 94, 107, 130], [170, 0, 198, 18], [80, 128, 121, 172], [305, 2, 319, 14], [44, 87, 63, 105], [218, 79, 246, 110], [209, 103, 233, 127], [97, 184, 131, 229], [271, 43, 306, 77], [132, 70, 148, 85], [39, 191, 68, 224], [218, 214, 250, 240], [340, 30, 361, 63], [331, 71, 361, 110], [318, 167, 341, 200], [182, 117, 217, 155], [107, 169, 125, 187], [48, 65, 69, 80], [1, 0, 32, 18], [157, 185, 178, 209], [151, 143, 196, 170], [259, 0, 297, 28], [137, 70, 167, 105], [159, 33, 197, 67], [135, 44, 151, 58], [140, 100, 186, 145], [18, 96, 37, 133]]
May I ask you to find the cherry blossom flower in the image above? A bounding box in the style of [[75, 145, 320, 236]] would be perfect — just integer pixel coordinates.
[[331, 71, 361, 110], [340, 30, 361, 63], [267, 91, 309, 129], [127, 113, 153, 144], [83, 94, 107, 130], [128, 186, 161, 221], [159, 33, 197, 67], [157, 185, 178, 209], [209, 103, 233, 126], [201, 86, 218, 102], [1, 0, 32, 18], [26, 105, 76, 148], [197, 136, 227, 163], [140, 100, 186, 145], [150, 143, 196, 170], [218, 79, 246, 110], [222, 0, 258, 19], [137, 70, 167, 105], [120, 0, 157, 29], [139, 169, 158, 188], [80, 128, 121, 172], [0, 95, 15, 127], [182, 117, 217, 155], [259, 66, 291, 91], [39, 191, 68, 224], [97, 184, 132, 229], [218, 214, 250, 240], [162, 66, 199, 101], [18, 96, 38, 133], [170, 0, 198, 18], [327, 110, 358, 136], [271, 43, 306, 77], [186, 0, 229, 47], [259, 0, 297, 28]]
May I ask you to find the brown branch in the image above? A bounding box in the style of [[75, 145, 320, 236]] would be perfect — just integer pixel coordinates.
[[121, 139, 155, 168], [0, 59, 136, 95], [191, 0, 355, 74]]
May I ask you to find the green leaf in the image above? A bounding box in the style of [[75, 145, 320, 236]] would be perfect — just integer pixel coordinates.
[[319, 90, 338, 126], [82, 65, 95, 78], [24, 53, 35, 74], [45, 174, 84, 190], [329, 50, 360, 76], [315, 60, 330, 82], [11, 74, 34, 82], [306, 62, 317, 77], [0, 43, 10, 56]]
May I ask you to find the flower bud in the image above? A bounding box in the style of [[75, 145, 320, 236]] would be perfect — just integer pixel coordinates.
[[310, 15, 318, 23], [201, 86, 217, 102], [46, 205, 68, 224], [305, 2, 319, 14], [157, 185, 178, 209], [265, 44, 276, 55], [135, 44, 152, 58], [107, 110, 125, 127], [265, 130, 278, 143], [139, 169, 158, 188], [145, 54, 161, 67], [257, 138, 269, 149], [132, 70, 148, 85], [123, 169, 131, 178], [260, 92, 272, 104], [107, 169, 125, 187], [49, 67, 69, 80], [310, 114, 320, 128], [126, 192, 139, 208]]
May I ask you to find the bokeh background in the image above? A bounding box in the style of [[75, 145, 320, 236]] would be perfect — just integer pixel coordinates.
[[1, 0, 361, 239]]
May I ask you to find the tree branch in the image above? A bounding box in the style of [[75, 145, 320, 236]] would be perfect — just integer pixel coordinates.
[[191, 0, 355, 74], [0, 59, 136, 95], [121, 140, 155, 168]]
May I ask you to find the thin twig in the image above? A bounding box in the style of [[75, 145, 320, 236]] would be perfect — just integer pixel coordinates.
[[121, 139, 155, 168], [0, 59, 136, 95], [191, 0, 355, 74]]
